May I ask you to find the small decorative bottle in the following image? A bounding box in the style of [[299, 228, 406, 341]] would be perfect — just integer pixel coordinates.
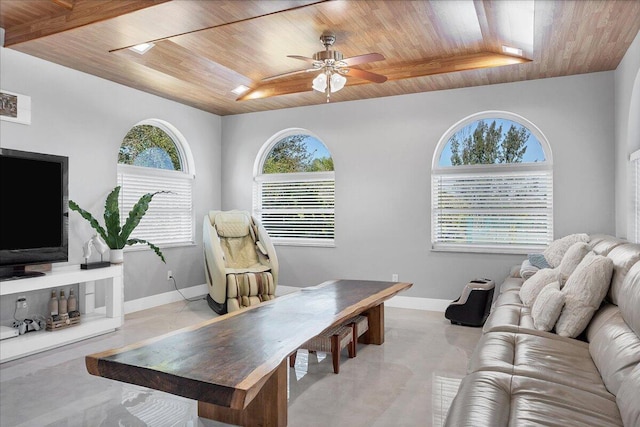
[[59, 290, 68, 315], [49, 290, 59, 316], [68, 289, 77, 312]]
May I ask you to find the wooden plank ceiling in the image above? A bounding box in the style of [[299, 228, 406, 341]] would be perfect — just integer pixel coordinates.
[[1, 0, 639, 116]]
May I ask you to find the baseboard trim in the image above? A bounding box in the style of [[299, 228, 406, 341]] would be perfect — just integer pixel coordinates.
[[384, 295, 450, 312], [124, 284, 451, 315], [124, 284, 208, 315]]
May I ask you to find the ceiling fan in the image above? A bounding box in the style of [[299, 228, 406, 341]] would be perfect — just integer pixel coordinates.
[[261, 32, 388, 102]]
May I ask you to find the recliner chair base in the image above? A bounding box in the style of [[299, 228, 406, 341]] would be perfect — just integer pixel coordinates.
[[207, 294, 227, 315]]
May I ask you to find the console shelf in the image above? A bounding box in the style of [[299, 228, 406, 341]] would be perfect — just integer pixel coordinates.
[[0, 264, 123, 363]]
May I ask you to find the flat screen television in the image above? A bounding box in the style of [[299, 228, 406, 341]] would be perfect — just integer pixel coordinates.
[[0, 148, 69, 281]]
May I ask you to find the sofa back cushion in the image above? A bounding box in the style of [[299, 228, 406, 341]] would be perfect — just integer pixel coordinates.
[[589, 234, 627, 256], [618, 261, 640, 337], [605, 243, 640, 305], [587, 304, 640, 396]]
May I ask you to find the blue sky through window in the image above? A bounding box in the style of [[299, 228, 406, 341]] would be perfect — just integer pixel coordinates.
[[301, 135, 331, 160], [438, 119, 545, 167]]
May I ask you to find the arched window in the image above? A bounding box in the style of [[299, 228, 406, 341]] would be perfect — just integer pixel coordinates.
[[253, 129, 335, 246], [432, 111, 553, 254], [117, 119, 195, 248]]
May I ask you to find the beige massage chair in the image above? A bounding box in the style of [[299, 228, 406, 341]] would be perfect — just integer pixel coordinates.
[[203, 210, 278, 314]]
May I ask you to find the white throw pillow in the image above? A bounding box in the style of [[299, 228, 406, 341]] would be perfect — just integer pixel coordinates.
[[557, 242, 592, 287], [543, 233, 590, 268], [555, 252, 614, 338], [532, 281, 565, 331], [519, 268, 560, 307]]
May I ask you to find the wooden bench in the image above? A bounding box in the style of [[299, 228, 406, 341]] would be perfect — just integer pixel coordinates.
[[86, 279, 412, 426]]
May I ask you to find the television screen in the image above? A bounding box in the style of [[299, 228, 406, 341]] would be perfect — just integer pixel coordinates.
[[0, 148, 68, 278]]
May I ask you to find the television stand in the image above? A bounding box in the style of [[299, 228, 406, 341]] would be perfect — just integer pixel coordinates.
[[0, 269, 45, 281], [0, 264, 123, 363]]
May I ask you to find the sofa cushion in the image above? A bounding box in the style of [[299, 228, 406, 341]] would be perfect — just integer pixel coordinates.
[[519, 268, 559, 307], [531, 281, 564, 331], [499, 277, 524, 294], [616, 364, 640, 427], [543, 233, 589, 268], [589, 234, 628, 256], [619, 261, 640, 336], [444, 371, 623, 427], [483, 304, 533, 333], [605, 243, 640, 305], [555, 252, 613, 338], [468, 331, 614, 398], [586, 305, 640, 396]]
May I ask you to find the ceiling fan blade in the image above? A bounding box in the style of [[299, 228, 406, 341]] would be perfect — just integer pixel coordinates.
[[342, 53, 385, 66], [287, 55, 318, 64], [344, 68, 387, 83], [262, 68, 317, 82]]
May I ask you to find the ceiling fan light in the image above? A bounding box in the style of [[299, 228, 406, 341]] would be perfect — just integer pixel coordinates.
[[312, 73, 327, 92], [330, 73, 347, 92]]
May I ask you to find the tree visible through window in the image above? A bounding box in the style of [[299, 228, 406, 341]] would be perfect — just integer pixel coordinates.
[[119, 125, 182, 171], [263, 134, 334, 173], [254, 131, 335, 246], [440, 119, 545, 167], [432, 113, 553, 254]]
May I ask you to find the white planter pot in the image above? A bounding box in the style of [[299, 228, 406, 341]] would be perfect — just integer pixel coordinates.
[[110, 249, 124, 264]]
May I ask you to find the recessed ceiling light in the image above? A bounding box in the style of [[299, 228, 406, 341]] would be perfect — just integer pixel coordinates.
[[232, 85, 250, 95], [502, 45, 523, 56], [130, 43, 155, 55]]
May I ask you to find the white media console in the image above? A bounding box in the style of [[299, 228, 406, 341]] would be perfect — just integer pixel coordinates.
[[0, 264, 123, 363]]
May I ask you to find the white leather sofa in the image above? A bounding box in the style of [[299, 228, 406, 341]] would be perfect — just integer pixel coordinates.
[[444, 234, 640, 426]]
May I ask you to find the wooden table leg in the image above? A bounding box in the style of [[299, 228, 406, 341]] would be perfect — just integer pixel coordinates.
[[360, 303, 384, 345], [198, 359, 288, 426]]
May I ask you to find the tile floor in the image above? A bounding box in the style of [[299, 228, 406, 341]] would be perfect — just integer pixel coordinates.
[[0, 295, 482, 427]]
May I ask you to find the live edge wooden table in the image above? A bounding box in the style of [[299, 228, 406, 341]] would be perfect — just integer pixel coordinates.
[[86, 279, 412, 427]]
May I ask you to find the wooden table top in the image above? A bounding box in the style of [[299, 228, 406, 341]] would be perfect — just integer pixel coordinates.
[[86, 279, 412, 411]]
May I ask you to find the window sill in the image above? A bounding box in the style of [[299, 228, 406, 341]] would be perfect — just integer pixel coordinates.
[[431, 243, 546, 256], [273, 239, 335, 248], [123, 242, 197, 252]]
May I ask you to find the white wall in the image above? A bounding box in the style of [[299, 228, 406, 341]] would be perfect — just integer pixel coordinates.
[[222, 72, 615, 300], [0, 47, 222, 318], [614, 30, 640, 239]]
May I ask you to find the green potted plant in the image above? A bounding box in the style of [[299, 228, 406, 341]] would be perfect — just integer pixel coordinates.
[[69, 186, 166, 264]]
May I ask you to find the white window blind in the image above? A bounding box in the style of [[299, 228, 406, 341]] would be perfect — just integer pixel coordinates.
[[632, 150, 640, 243], [254, 172, 335, 246], [117, 165, 194, 247], [432, 169, 553, 253]]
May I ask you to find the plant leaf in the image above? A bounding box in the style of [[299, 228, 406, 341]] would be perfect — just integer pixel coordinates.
[[127, 238, 166, 263], [103, 187, 123, 248], [68, 200, 108, 242], [120, 191, 170, 242]]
